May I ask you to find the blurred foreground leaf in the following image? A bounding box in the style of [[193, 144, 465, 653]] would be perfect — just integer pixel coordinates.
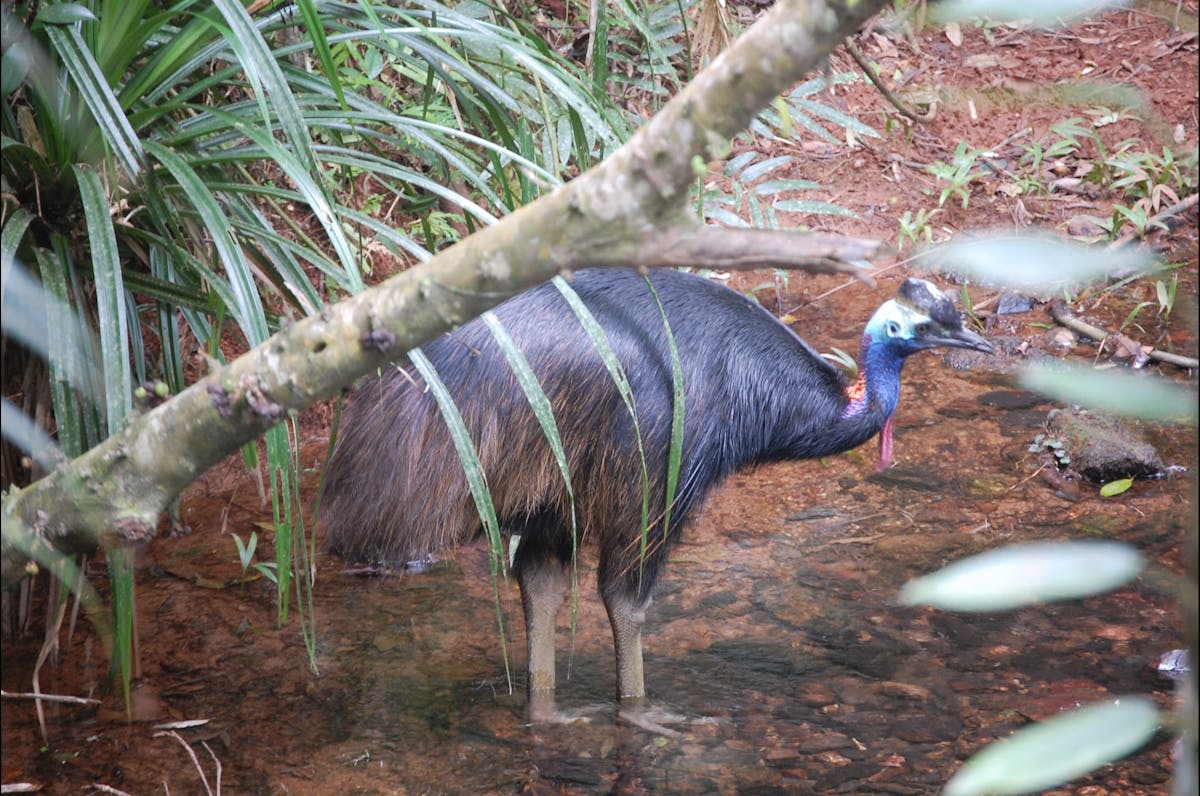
[[932, 0, 1129, 28], [898, 541, 1144, 611], [924, 232, 1153, 295], [945, 697, 1160, 796], [1020, 363, 1199, 424]]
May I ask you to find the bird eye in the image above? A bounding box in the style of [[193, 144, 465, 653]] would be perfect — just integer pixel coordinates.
[[916, 323, 930, 335]]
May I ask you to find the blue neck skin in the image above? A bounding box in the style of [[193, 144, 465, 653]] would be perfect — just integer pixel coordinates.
[[841, 325, 908, 423]]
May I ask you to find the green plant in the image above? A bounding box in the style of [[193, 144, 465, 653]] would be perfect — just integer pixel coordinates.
[[897, 207, 940, 250], [1019, 134, 1078, 177], [701, 71, 875, 225], [1028, 433, 1071, 467], [1155, 273, 1178, 320], [928, 141, 987, 208], [1107, 145, 1198, 209], [1119, 299, 1157, 334], [2, 0, 630, 702], [1109, 199, 1169, 238], [232, 531, 279, 584], [970, 16, 1009, 45], [959, 284, 984, 332], [1085, 104, 1142, 128], [599, 0, 697, 108]]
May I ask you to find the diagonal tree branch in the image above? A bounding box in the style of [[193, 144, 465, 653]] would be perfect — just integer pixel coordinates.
[[2, 0, 887, 586]]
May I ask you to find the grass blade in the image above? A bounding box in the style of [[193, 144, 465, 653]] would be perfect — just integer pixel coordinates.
[[483, 311, 582, 654], [409, 347, 513, 693], [643, 277, 686, 547], [553, 275, 654, 586]]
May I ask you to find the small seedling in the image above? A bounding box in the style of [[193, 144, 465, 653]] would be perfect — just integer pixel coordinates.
[[1156, 274, 1177, 320], [1029, 434, 1071, 467], [233, 531, 257, 575], [232, 531, 280, 584], [960, 284, 984, 332], [1120, 300, 1156, 334], [928, 142, 987, 208], [897, 208, 940, 249]]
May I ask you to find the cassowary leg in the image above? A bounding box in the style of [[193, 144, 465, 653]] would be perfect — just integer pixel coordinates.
[[603, 591, 650, 702], [517, 557, 570, 718]]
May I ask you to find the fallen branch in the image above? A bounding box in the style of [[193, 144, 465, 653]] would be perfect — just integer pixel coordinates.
[[1049, 299, 1199, 370]]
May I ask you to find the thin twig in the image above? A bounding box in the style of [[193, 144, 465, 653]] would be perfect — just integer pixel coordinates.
[[1006, 464, 1048, 494], [1, 689, 101, 705], [844, 37, 936, 123], [153, 731, 214, 796], [203, 742, 223, 795], [88, 785, 134, 796], [791, 262, 909, 314]]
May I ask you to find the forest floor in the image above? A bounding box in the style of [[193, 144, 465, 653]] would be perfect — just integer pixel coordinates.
[[2, 5, 1198, 795]]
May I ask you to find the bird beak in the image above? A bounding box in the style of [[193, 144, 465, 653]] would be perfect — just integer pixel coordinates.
[[925, 325, 994, 354]]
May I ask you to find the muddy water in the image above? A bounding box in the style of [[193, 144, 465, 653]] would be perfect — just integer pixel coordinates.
[[1, 280, 1192, 795]]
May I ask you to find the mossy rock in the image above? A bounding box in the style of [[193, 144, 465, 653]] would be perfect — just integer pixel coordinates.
[[1047, 409, 1163, 483]]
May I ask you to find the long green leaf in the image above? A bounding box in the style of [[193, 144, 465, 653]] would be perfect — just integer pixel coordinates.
[[0, 399, 60, 471], [295, 0, 347, 110], [553, 276, 654, 585], [266, 423, 293, 625], [149, 247, 186, 392], [210, 0, 317, 177], [898, 541, 1145, 612], [409, 348, 513, 693], [74, 165, 131, 434], [144, 140, 269, 344], [44, 25, 142, 175], [34, 247, 85, 458], [643, 277, 686, 548], [1019, 364, 1198, 424], [1, 207, 35, 284], [483, 312, 581, 650], [107, 546, 136, 715]]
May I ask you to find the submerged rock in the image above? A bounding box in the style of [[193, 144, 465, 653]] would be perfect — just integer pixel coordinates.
[[996, 292, 1035, 315], [1046, 409, 1164, 482]]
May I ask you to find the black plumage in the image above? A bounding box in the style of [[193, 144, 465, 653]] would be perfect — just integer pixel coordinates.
[[320, 267, 992, 710]]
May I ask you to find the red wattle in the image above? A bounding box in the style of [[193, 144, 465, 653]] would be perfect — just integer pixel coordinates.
[[876, 415, 894, 472]]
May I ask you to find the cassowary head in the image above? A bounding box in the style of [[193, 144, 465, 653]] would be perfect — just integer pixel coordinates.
[[864, 278, 993, 357], [852, 278, 995, 473]]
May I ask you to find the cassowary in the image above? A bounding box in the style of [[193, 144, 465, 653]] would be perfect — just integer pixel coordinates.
[[320, 268, 992, 714]]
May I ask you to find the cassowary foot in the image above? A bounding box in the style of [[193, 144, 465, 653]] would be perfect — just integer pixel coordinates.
[[526, 693, 603, 725], [617, 701, 687, 737]]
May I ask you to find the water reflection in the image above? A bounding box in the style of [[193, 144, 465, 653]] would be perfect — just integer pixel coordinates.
[[0, 341, 1185, 795]]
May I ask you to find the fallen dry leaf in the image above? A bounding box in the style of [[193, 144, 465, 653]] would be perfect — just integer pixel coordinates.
[[945, 22, 962, 47]]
